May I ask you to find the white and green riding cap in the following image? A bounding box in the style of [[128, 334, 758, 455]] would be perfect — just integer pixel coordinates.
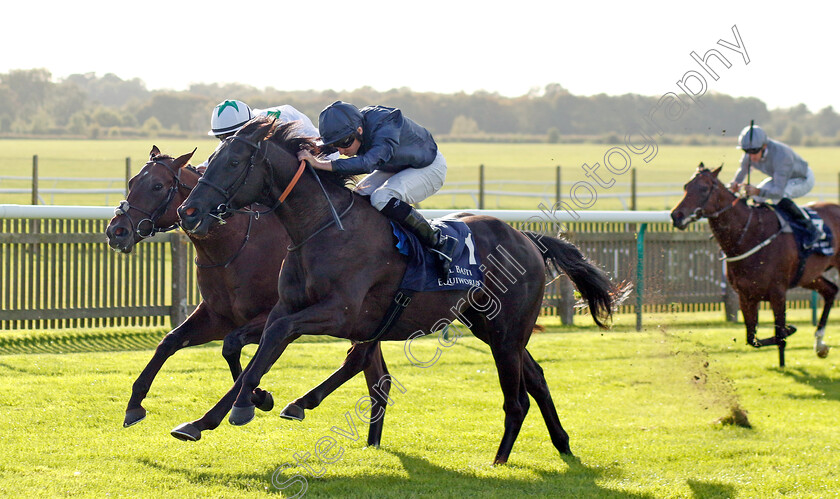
[[208, 100, 253, 136]]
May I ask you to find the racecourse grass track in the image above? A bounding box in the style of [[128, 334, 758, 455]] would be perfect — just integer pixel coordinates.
[[2, 140, 840, 209], [0, 310, 838, 498]]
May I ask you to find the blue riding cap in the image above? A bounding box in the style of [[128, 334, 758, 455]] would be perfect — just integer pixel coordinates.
[[319, 101, 363, 145]]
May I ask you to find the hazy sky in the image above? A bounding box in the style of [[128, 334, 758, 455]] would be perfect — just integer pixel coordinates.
[[3, 0, 835, 112]]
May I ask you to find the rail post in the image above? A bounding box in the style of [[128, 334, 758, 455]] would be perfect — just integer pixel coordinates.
[[31, 155, 39, 205], [169, 233, 190, 328], [635, 223, 647, 331], [478, 164, 485, 209], [555, 165, 562, 206], [125, 157, 131, 197], [558, 275, 575, 325], [631, 167, 637, 211]]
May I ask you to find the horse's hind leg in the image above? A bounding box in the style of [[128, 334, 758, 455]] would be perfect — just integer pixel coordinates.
[[363, 348, 393, 448], [804, 276, 836, 358], [522, 349, 572, 456], [279, 342, 381, 422], [489, 343, 529, 465]]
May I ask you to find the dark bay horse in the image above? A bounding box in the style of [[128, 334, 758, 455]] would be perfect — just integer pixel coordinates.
[[106, 146, 282, 426], [108, 147, 392, 438], [175, 118, 618, 464], [671, 164, 838, 366]]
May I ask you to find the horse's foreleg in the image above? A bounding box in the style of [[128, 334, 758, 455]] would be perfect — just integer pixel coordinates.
[[221, 316, 274, 411], [805, 277, 836, 358], [221, 316, 266, 381], [279, 342, 381, 421], [740, 297, 760, 347], [769, 293, 790, 367], [230, 302, 347, 425], [125, 303, 230, 427]]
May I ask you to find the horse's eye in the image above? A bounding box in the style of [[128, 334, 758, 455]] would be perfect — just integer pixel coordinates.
[[230, 160, 240, 167], [153, 183, 164, 191]]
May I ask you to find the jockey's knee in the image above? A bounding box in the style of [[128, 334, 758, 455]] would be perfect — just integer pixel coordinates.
[[370, 190, 402, 211]]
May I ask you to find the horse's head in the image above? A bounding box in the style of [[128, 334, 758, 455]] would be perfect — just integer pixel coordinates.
[[670, 163, 733, 230], [178, 117, 283, 236], [105, 146, 196, 252]]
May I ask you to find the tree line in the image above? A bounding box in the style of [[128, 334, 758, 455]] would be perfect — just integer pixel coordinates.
[[2, 68, 839, 145]]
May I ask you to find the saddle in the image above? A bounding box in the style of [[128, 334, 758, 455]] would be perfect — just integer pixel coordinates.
[[390, 218, 483, 292], [355, 218, 484, 344], [771, 204, 833, 256]]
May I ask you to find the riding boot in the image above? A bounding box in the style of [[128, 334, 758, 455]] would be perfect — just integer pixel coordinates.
[[381, 198, 458, 278], [776, 197, 823, 249]]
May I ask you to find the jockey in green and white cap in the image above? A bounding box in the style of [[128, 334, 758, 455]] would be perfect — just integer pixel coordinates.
[[199, 100, 334, 171]]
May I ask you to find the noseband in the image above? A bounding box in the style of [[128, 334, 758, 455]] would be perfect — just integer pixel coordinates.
[[114, 158, 193, 237]]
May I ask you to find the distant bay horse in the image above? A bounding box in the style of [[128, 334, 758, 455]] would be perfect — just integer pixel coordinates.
[[175, 118, 620, 464], [670, 164, 838, 366]]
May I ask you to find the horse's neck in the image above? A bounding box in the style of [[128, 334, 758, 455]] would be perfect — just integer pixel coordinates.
[[709, 200, 778, 252]]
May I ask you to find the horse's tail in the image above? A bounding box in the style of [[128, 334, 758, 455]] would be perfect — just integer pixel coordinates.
[[522, 231, 616, 329]]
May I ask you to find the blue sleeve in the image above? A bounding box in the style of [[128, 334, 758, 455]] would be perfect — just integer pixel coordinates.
[[331, 111, 403, 175]]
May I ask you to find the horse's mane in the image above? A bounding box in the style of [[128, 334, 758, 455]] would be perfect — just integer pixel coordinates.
[[243, 116, 357, 189]]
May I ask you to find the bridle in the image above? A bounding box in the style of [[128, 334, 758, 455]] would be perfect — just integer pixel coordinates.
[[681, 171, 738, 225], [114, 158, 194, 238], [195, 136, 274, 222]]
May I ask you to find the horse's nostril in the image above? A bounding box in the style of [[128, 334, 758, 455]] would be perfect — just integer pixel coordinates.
[[115, 227, 126, 237], [185, 207, 196, 217]]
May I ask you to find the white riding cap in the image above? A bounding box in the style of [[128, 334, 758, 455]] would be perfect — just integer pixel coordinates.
[[208, 100, 253, 136]]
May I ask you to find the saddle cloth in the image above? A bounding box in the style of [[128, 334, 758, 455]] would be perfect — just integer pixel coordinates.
[[773, 205, 834, 256], [390, 218, 483, 292]]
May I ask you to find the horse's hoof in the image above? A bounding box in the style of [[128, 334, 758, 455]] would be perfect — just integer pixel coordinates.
[[253, 390, 274, 412], [279, 403, 305, 421], [229, 405, 255, 426], [816, 344, 830, 358], [171, 423, 201, 441], [123, 407, 147, 427]]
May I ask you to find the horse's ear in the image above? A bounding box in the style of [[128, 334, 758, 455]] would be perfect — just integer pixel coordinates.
[[712, 164, 723, 177], [150, 145, 161, 160], [697, 162, 705, 170], [253, 120, 274, 142], [172, 148, 197, 169]]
